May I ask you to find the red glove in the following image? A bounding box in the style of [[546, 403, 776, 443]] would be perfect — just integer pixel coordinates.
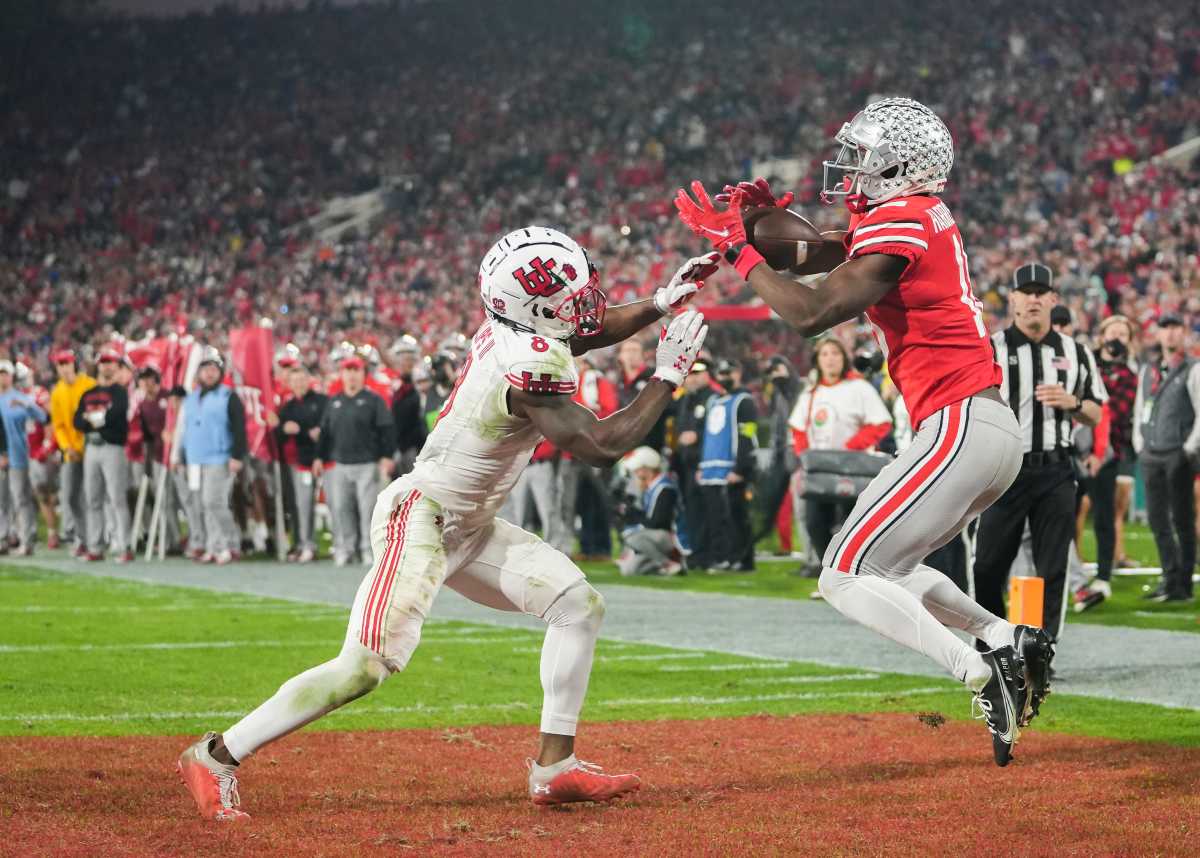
[[715, 177, 794, 210], [674, 180, 748, 252]]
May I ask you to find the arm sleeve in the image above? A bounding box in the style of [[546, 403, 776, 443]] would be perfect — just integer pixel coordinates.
[[845, 423, 892, 451], [227, 393, 248, 461], [317, 406, 332, 461], [1184, 364, 1200, 456], [29, 402, 48, 424], [108, 387, 129, 440], [735, 396, 758, 476], [1093, 402, 1112, 459], [645, 484, 678, 531], [73, 393, 90, 433], [792, 427, 809, 455], [1077, 342, 1108, 403], [375, 394, 395, 460]]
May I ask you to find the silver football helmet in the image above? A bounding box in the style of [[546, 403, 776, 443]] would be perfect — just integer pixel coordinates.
[[821, 97, 954, 208]]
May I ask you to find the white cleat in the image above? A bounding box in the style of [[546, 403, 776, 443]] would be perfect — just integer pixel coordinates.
[[177, 732, 250, 821]]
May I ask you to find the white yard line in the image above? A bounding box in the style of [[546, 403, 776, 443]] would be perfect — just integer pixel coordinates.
[[659, 661, 793, 672], [0, 686, 951, 724]]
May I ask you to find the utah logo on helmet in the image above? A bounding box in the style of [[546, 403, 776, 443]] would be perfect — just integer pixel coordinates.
[[478, 227, 606, 340], [821, 97, 954, 211]]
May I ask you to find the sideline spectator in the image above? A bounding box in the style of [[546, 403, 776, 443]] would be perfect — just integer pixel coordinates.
[[671, 357, 719, 568], [0, 361, 48, 555], [50, 350, 95, 556], [181, 349, 248, 565], [388, 336, 427, 476], [277, 364, 327, 563], [789, 339, 892, 567], [756, 355, 801, 554], [698, 359, 758, 572], [133, 366, 181, 554], [166, 385, 207, 559], [559, 354, 618, 560], [616, 446, 687, 576], [1074, 315, 1140, 610], [315, 355, 393, 567], [22, 367, 60, 550], [73, 349, 133, 562], [1133, 315, 1200, 603]]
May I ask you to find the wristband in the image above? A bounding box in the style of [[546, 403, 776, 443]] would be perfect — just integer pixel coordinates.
[[724, 243, 766, 280], [650, 373, 680, 390]]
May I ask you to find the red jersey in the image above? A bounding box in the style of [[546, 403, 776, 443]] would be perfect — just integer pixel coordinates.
[[845, 194, 1000, 429], [27, 386, 57, 463]]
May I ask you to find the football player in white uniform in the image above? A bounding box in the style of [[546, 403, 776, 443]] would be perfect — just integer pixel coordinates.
[[179, 227, 715, 819]]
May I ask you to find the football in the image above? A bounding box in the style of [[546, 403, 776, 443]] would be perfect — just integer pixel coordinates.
[[744, 208, 840, 274]]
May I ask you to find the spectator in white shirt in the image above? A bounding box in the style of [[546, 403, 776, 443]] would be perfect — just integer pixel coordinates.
[[789, 338, 893, 557]]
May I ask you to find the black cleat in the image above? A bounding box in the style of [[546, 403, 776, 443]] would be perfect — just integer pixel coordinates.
[[973, 646, 1023, 767], [1014, 625, 1055, 727]]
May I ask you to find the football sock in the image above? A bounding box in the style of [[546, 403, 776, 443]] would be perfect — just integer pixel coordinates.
[[818, 566, 989, 688], [222, 640, 390, 763], [530, 754, 577, 783], [538, 582, 605, 736], [896, 564, 1016, 651]]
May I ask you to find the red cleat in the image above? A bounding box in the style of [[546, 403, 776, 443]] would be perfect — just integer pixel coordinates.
[[177, 732, 250, 821], [528, 757, 641, 806]]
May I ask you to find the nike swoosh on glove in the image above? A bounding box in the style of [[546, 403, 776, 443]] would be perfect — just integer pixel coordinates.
[[674, 181, 747, 252], [653, 252, 721, 315]]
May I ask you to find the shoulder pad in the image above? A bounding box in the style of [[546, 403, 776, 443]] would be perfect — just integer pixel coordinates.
[[502, 332, 578, 395]]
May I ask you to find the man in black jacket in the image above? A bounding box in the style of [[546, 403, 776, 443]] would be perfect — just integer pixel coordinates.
[[315, 355, 394, 566], [74, 348, 133, 562], [277, 364, 327, 563], [389, 339, 426, 475]]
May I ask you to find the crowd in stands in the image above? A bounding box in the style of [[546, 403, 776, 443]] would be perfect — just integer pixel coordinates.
[[1, 0, 1199, 590]]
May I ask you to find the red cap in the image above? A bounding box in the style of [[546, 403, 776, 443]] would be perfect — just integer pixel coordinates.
[[98, 348, 122, 363], [340, 355, 366, 370], [51, 349, 76, 364], [277, 355, 299, 368]]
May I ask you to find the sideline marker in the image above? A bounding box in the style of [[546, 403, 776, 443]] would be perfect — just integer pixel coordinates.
[[1008, 575, 1044, 627]]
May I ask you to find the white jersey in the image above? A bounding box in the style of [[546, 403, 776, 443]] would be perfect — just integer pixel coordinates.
[[409, 320, 578, 530]]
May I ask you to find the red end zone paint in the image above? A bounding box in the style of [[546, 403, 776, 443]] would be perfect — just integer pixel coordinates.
[[2, 714, 1195, 857]]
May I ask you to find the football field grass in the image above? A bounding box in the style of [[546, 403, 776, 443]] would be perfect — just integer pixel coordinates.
[[2, 564, 1197, 748]]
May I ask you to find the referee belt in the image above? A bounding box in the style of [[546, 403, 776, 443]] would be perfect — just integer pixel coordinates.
[[1021, 449, 1069, 467]]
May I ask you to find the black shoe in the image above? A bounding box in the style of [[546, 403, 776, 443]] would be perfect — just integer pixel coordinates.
[[973, 646, 1023, 767], [1160, 593, 1194, 604], [1142, 582, 1169, 601], [1013, 625, 1054, 727]]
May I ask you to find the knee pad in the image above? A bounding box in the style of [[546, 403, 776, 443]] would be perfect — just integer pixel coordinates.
[[545, 582, 606, 631]]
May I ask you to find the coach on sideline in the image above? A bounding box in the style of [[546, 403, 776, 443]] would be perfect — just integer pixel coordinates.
[[50, 349, 94, 556], [314, 354, 394, 567], [73, 348, 134, 563], [277, 363, 327, 563], [0, 360, 48, 556], [971, 263, 1107, 650], [181, 349, 248, 566]]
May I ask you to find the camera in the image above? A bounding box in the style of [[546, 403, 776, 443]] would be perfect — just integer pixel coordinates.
[[853, 350, 885, 375]]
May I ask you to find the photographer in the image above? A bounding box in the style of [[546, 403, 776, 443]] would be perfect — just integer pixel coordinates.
[[1133, 315, 1200, 603], [1074, 315, 1140, 610], [788, 339, 892, 564], [615, 447, 687, 576], [671, 357, 719, 568]]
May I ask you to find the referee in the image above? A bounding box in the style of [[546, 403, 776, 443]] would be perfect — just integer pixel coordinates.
[[971, 263, 1107, 649]]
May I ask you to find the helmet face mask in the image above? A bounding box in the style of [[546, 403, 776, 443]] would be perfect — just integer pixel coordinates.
[[479, 227, 606, 341], [821, 98, 953, 209]]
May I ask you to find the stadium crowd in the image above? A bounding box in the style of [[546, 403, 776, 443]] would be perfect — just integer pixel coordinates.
[[1, 0, 1199, 599]]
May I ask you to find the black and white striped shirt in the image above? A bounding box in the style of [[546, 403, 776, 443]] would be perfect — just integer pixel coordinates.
[[992, 326, 1108, 454]]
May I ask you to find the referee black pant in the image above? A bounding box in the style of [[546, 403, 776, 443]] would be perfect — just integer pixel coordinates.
[[971, 460, 1075, 641]]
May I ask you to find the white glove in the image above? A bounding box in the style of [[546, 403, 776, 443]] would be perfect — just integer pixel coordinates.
[[653, 309, 709, 387], [653, 252, 721, 315]]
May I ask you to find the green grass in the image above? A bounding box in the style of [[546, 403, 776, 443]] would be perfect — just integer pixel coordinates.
[[574, 518, 1197, 634], [2, 565, 1197, 747]]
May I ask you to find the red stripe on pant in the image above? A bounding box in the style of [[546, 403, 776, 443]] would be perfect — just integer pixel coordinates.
[[834, 401, 964, 575], [360, 494, 422, 652], [360, 490, 421, 652]]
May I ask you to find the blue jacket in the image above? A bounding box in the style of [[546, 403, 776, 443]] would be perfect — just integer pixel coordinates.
[[182, 385, 235, 466], [0, 389, 48, 470], [699, 392, 752, 485]]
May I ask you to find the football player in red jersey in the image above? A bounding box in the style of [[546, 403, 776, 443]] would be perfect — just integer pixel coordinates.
[[677, 97, 1052, 766]]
